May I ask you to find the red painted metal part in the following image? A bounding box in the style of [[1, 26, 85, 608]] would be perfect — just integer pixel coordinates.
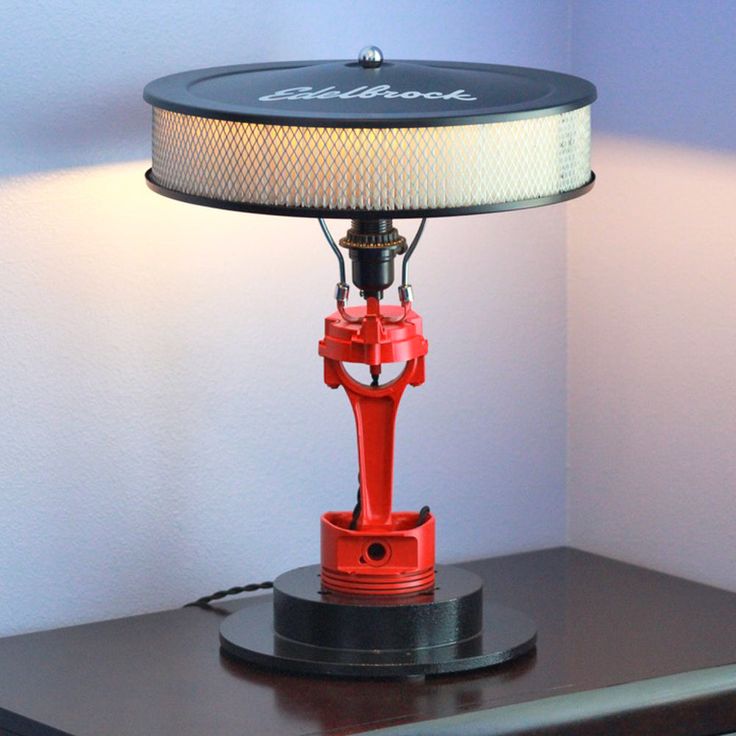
[[318, 297, 435, 595]]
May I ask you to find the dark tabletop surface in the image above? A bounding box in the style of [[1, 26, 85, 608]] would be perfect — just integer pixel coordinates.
[[1, 547, 736, 736]]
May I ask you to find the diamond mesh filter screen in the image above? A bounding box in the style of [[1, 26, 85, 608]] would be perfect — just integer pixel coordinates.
[[150, 106, 591, 212]]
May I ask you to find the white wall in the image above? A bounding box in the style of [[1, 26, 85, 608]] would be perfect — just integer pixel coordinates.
[[0, 1, 571, 636], [568, 2, 736, 591], [567, 139, 736, 591]]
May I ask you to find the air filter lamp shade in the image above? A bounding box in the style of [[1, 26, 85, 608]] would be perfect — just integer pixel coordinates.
[[144, 60, 596, 218]]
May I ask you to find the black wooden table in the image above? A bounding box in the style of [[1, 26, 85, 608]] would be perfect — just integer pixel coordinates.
[[1, 548, 735, 736]]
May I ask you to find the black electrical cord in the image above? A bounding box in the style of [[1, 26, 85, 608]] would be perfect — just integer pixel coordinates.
[[183, 581, 273, 609], [417, 505, 431, 526], [349, 476, 362, 530]]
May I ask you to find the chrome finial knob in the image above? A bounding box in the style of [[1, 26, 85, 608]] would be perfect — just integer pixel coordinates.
[[358, 46, 383, 68]]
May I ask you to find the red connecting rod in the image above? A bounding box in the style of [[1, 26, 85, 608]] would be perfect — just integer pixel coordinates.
[[318, 297, 435, 595]]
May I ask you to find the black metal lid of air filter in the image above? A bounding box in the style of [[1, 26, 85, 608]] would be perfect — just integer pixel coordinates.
[[143, 56, 596, 128]]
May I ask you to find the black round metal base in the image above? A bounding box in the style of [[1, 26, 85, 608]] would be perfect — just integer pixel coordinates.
[[219, 565, 536, 677]]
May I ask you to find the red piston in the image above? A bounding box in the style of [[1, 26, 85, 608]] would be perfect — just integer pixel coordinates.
[[321, 511, 435, 596]]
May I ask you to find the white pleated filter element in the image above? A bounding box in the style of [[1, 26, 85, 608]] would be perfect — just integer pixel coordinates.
[[151, 105, 591, 211]]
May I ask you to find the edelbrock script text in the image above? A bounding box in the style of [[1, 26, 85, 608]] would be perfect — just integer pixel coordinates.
[[259, 85, 478, 102]]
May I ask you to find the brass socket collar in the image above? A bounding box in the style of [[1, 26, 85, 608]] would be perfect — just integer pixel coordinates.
[[338, 231, 407, 251]]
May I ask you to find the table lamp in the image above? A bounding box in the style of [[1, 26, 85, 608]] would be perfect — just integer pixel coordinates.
[[143, 47, 596, 677]]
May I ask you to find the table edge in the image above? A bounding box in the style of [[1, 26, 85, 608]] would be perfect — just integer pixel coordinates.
[[362, 664, 736, 736]]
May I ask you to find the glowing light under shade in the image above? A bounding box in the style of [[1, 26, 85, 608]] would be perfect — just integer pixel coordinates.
[[150, 105, 592, 212]]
